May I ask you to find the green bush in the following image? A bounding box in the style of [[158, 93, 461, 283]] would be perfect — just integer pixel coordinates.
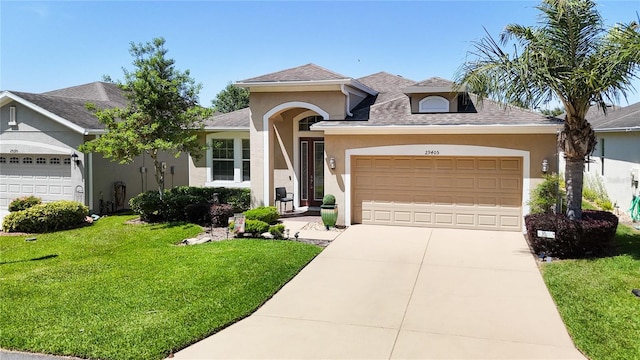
[[9, 196, 42, 212], [529, 174, 565, 214], [243, 219, 270, 236], [269, 223, 286, 239], [596, 198, 614, 211], [244, 206, 279, 225], [2, 200, 88, 233], [129, 187, 251, 222]]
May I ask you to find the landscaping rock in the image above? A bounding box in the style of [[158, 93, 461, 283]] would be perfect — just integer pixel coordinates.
[[182, 237, 212, 245]]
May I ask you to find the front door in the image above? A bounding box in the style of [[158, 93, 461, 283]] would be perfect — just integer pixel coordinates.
[[300, 138, 324, 207]]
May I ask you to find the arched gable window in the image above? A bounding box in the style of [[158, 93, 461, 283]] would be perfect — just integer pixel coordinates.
[[298, 116, 323, 131], [419, 96, 449, 113]]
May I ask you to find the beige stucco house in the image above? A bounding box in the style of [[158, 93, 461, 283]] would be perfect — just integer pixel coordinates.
[[2, 63, 563, 232], [207, 64, 562, 232]]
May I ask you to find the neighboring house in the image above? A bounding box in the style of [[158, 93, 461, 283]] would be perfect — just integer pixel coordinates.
[[201, 63, 561, 232], [2, 63, 563, 232], [0, 82, 247, 221], [583, 102, 640, 212]]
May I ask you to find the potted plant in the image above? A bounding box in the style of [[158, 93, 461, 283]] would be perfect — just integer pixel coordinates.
[[320, 194, 338, 230]]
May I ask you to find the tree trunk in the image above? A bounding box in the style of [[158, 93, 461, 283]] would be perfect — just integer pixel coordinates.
[[150, 151, 165, 199], [564, 158, 584, 220]]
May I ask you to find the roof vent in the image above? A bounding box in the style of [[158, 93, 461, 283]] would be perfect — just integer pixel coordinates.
[[8, 106, 17, 126]]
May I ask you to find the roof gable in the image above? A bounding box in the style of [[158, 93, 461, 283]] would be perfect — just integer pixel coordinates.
[[240, 63, 349, 83]]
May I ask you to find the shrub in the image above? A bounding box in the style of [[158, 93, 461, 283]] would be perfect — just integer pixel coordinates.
[[210, 204, 234, 228], [596, 199, 614, 211], [9, 196, 42, 212], [129, 187, 251, 222], [2, 200, 89, 233], [525, 210, 618, 258], [529, 174, 565, 214], [244, 206, 279, 225], [184, 203, 210, 225], [322, 194, 336, 206], [269, 223, 286, 239], [243, 219, 269, 236]]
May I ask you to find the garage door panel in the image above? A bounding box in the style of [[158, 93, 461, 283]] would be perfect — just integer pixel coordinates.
[[353, 155, 522, 231]]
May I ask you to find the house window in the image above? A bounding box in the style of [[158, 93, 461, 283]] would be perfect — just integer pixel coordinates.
[[298, 116, 323, 131], [242, 139, 250, 182], [36, 157, 46, 164], [9, 157, 19, 164], [50, 157, 60, 165], [419, 96, 449, 113], [211, 139, 234, 181], [206, 134, 250, 187], [0, 157, 5, 164], [23, 157, 33, 164], [64, 158, 71, 165]]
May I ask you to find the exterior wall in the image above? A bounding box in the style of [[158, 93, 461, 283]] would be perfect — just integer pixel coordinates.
[[91, 151, 189, 214], [584, 132, 640, 212], [324, 133, 557, 225], [0, 102, 85, 220], [1, 102, 84, 152], [189, 133, 208, 187], [249, 90, 346, 206]]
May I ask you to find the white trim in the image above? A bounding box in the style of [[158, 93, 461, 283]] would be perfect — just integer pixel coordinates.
[[262, 102, 329, 206], [419, 96, 449, 113], [340, 85, 353, 117], [1, 92, 88, 134], [88, 152, 93, 212], [317, 124, 562, 135], [344, 144, 531, 232], [236, 79, 378, 96]]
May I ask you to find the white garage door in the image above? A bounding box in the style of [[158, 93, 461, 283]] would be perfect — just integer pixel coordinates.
[[352, 156, 523, 231], [0, 154, 80, 217]]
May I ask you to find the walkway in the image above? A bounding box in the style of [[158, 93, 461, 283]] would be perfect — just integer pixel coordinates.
[[173, 225, 585, 359]]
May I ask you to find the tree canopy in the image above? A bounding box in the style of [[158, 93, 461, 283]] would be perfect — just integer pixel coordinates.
[[211, 83, 249, 113], [456, 0, 639, 219], [79, 37, 212, 194]]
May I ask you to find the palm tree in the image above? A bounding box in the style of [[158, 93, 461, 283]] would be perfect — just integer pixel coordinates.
[[456, 0, 639, 220]]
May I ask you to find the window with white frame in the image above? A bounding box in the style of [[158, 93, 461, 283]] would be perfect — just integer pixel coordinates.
[[242, 139, 250, 182], [207, 134, 250, 186], [9, 157, 19, 164], [36, 157, 46, 164], [211, 139, 234, 181], [419, 96, 449, 113], [23, 157, 33, 164]]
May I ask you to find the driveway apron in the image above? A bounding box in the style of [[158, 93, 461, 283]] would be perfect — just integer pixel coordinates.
[[172, 225, 585, 359]]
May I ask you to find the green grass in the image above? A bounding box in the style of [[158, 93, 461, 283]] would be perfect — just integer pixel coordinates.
[[542, 224, 640, 360], [0, 215, 322, 360]]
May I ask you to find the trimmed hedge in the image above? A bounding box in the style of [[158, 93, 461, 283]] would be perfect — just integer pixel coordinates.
[[2, 200, 89, 233], [243, 219, 270, 236], [244, 206, 279, 225], [129, 187, 251, 223], [8, 196, 42, 212], [525, 210, 618, 258]]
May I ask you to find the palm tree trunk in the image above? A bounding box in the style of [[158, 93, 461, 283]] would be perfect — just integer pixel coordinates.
[[564, 158, 584, 220]]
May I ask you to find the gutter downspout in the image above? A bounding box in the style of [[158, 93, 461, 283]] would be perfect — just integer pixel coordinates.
[[340, 85, 353, 117]]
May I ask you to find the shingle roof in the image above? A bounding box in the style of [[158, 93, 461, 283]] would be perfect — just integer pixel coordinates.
[[239, 63, 350, 83], [204, 107, 250, 129], [8, 82, 127, 130], [323, 72, 560, 127], [587, 102, 639, 130]]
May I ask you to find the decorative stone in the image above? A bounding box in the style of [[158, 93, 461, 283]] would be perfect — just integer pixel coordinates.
[[261, 232, 275, 239]]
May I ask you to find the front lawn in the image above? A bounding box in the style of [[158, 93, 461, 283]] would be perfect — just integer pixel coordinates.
[[0, 215, 322, 360], [542, 224, 640, 360]]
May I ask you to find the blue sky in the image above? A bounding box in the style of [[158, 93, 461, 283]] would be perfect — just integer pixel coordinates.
[[2, 0, 639, 108]]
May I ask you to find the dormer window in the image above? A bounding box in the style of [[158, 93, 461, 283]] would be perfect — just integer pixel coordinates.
[[419, 96, 449, 113]]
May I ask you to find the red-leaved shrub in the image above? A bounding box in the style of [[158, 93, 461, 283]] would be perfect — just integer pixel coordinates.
[[525, 210, 618, 258]]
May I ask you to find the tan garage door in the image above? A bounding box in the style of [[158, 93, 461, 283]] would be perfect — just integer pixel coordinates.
[[352, 156, 522, 231]]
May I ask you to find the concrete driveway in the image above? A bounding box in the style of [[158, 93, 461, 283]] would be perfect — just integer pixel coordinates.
[[173, 225, 586, 359]]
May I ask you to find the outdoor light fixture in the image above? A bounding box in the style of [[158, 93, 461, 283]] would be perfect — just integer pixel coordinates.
[[541, 159, 549, 174], [70, 153, 80, 166], [329, 157, 336, 170]]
